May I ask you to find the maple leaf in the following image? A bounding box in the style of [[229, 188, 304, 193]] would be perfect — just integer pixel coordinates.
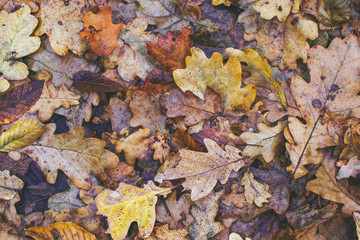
[[173, 47, 256, 110], [286, 35, 360, 178], [25, 222, 96, 240], [241, 170, 272, 207], [0, 4, 41, 93], [22, 125, 119, 189], [79, 3, 123, 57], [240, 121, 286, 162], [0, 119, 46, 152], [337, 156, 360, 179], [160, 87, 223, 125], [30, 80, 81, 122], [146, 28, 193, 75], [95, 181, 171, 240], [158, 138, 246, 201], [34, 0, 87, 56]]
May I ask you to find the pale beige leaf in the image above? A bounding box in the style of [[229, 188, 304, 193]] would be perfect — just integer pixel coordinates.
[[253, 0, 293, 21], [337, 156, 360, 179], [241, 170, 272, 207], [0, 170, 23, 201]]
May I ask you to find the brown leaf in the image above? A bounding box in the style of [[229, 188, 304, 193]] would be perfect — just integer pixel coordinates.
[[337, 156, 360, 179], [171, 129, 204, 152], [160, 87, 223, 125], [146, 28, 193, 75], [106, 95, 132, 134], [151, 132, 170, 163], [72, 71, 125, 92], [0, 80, 43, 124], [145, 224, 188, 240]]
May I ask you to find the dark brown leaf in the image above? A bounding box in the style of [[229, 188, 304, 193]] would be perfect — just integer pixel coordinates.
[[72, 71, 125, 92]]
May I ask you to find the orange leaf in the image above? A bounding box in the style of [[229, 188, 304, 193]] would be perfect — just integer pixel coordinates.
[[79, 3, 123, 57]]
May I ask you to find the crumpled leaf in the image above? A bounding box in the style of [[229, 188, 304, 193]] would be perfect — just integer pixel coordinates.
[[0, 170, 23, 201], [145, 224, 188, 240], [189, 190, 225, 240], [252, 0, 301, 21], [0, 4, 41, 92], [160, 87, 223, 126], [158, 138, 246, 201], [30, 80, 81, 122], [307, 152, 360, 214], [0, 80, 43, 124], [95, 181, 171, 240], [0, 119, 46, 152], [25, 222, 96, 240], [240, 121, 286, 162], [286, 35, 360, 178], [34, 0, 87, 56], [22, 125, 119, 189], [337, 156, 360, 179], [173, 47, 256, 110], [241, 170, 272, 207], [146, 28, 193, 75], [317, 0, 352, 28], [79, 3, 123, 57]]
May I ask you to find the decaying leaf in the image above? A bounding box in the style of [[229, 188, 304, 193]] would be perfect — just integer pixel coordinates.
[[0, 170, 23, 201], [252, 0, 300, 21], [79, 3, 123, 57], [0, 119, 46, 152], [337, 156, 360, 179], [95, 181, 171, 240], [106, 95, 132, 134], [0, 4, 41, 92], [72, 71, 125, 92], [354, 212, 360, 239], [240, 121, 286, 162], [25, 222, 96, 240], [0, 80, 43, 124], [173, 47, 256, 110], [22, 125, 119, 189], [317, 0, 352, 28], [34, 0, 87, 55], [145, 224, 188, 240], [241, 170, 272, 207], [151, 132, 170, 163], [159, 138, 246, 201], [30, 80, 81, 122]]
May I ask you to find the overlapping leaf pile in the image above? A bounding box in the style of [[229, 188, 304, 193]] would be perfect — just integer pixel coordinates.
[[0, 0, 359, 239]]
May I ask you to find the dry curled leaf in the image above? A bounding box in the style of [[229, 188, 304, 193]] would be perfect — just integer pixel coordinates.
[[241, 170, 272, 207], [72, 71, 125, 92], [95, 181, 171, 240]]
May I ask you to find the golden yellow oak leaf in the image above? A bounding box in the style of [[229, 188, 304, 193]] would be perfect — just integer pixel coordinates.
[[95, 181, 171, 240], [253, 0, 301, 21], [0, 119, 46, 152], [240, 121, 286, 163], [25, 222, 96, 240], [34, 0, 87, 56], [22, 125, 119, 189], [241, 170, 272, 207], [30, 80, 80, 122], [173, 47, 256, 111], [212, 0, 231, 6], [0, 5, 41, 93], [0, 170, 23, 201], [158, 138, 246, 201]]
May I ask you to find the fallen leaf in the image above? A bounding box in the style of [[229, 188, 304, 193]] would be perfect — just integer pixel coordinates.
[[0, 170, 23, 200], [160, 87, 223, 125], [22, 125, 119, 189], [0, 194, 21, 226], [72, 71, 125, 92], [229, 232, 251, 240], [252, 0, 298, 21], [241, 170, 272, 207], [34, 0, 87, 55], [173, 47, 256, 110], [159, 138, 246, 201], [106, 95, 132, 134], [337, 156, 360, 179], [25, 222, 96, 240], [146, 28, 193, 75], [0, 119, 46, 152], [0, 4, 41, 92], [30, 80, 81, 122], [317, 0, 352, 28], [0, 0, 38, 12], [95, 181, 171, 240], [79, 3, 123, 57], [145, 224, 188, 240], [212, 0, 231, 6], [354, 212, 360, 239], [151, 132, 170, 163], [240, 121, 286, 162], [0, 80, 43, 124], [221, 183, 247, 208], [171, 129, 204, 152]]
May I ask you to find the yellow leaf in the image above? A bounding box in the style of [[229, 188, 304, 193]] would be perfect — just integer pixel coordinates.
[[173, 47, 256, 110], [253, 0, 294, 21], [212, 0, 231, 6], [241, 170, 272, 207], [0, 119, 46, 152], [25, 222, 96, 240], [0, 5, 41, 92], [354, 212, 360, 239], [225, 47, 287, 109], [0, 170, 23, 201], [95, 181, 171, 240]]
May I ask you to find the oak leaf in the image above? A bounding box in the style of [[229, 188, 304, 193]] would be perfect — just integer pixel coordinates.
[[0, 119, 46, 152], [0, 80, 43, 124], [160, 87, 223, 125], [212, 0, 231, 6], [30, 80, 81, 122], [337, 156, 360, 179], [145, 224, 188, 240], [79, 3, 123, 57], [0, 5, 41, 92], [22, 125, 119, 189], [240, 121, 286, 162], [95, 181, 171, 240], [72, 71, 125, 92], [173, 47, 256, 110], [0, 170, 23, 201], [105, 95, 132, 134], [159, 138, 246, 201], [317, 0, 352, 28], [241, 170, 272, 207], [252, 0, 301, 21], [34, 0, 87, 56], [25, 222, 96, 240], [286, 35, 360, 178], [146, 28, 193, 75]]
